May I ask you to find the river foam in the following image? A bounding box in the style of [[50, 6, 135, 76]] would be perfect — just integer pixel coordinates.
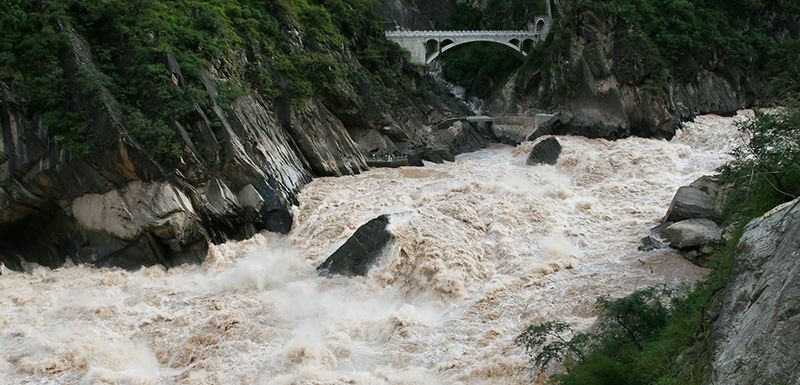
[[0, 112, 749, 385]]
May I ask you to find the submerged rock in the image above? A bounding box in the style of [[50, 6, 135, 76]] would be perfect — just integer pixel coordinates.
[[317, 215, 394, 277], [664, 186, 721, 223], [526, 137, 562, 166], [639, 234, 667, 251], [712, 197, 800, 385], [664, 218, 722, 249]]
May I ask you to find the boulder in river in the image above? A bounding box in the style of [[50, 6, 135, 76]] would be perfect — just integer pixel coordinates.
[[526, 137, 562, 166], [317, 214, 394, 277], [664, 218, 723, 249], [664, 186, 721, 223], [639, 234, 667, 251]]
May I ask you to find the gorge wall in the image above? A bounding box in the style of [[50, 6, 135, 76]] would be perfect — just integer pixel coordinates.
[[711, 198, 800, 384], [3, 0, 797, 271], [382, 0, 797, 140], [489, 1, 799, 139], [0, 1, 487, 270]]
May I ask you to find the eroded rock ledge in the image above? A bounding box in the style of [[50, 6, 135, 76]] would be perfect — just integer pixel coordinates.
[[0, 22, 485, 270]]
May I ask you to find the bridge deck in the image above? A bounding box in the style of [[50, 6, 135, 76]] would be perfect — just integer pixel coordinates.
[[385, 30, 540, 39]]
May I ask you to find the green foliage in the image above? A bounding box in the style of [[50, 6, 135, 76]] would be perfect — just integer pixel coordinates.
[[517, 286, 720, 385], [438, 0, 797, 102], [46, 111, 93, 155], [481, 0, 549, 30], [595, 288, 670, 352], [569, 0, 800, 84], [0, 0, 414, 159], [557, 353, 633, 385], [125, 108, 181, 159], [516, 321, 589, 372], [720, 75, 800, 221], [437, 2, 545, 98], [440, 45, 523, 99]]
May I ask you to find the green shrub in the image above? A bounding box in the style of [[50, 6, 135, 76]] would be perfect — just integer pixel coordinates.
[[437, 1, 547, 98], [516, 321, 589, 372], [720, 88, 800, 220]]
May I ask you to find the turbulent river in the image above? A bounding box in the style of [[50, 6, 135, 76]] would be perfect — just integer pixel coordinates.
[[0, 112, 749, 385]]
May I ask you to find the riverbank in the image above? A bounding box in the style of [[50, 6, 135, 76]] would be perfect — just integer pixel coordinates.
[[0, 111, 748, 385]]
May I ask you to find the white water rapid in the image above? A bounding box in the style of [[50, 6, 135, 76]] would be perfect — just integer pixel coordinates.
[[0, 112, 750, 385]]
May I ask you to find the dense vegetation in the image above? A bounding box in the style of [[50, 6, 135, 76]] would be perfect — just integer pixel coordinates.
[[440, 0, 799, 103], [569, 0, 800, 86], [437, 4, 524, 99], [517, 76, 800, 384], [0, 0, 414, 159]]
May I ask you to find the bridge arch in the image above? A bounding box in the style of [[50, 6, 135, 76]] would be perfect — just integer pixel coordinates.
[[385, 29, 548, 65], [426, 39, 526, 64], [535, 19, 546, 33], [522, 38, 535, 54]]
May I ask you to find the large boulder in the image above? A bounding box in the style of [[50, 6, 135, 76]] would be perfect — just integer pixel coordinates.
[[664, 218, 723, 249], [711, 198, 800, 385], [70, 181, 209, 268], [526, 137, 562, 166], [317, 215, 394, 277], [664, 186, 721, 223]]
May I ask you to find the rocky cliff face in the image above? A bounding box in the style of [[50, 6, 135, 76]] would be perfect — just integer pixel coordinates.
[[489, 6, 770, 139], [373, 0, 458, 30], [0, 10, 486, 270], [377, 0, 784, 140], [711, 198, 800, 384]]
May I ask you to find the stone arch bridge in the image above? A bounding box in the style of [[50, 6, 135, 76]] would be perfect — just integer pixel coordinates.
[[385, 19, 549, 65]]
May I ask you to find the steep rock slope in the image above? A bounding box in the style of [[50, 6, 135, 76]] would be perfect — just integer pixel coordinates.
[[374, 0, 458, 30], [0, 1, 485, 270], [488, 0, 799, 138], [711, 198, 800, 384]]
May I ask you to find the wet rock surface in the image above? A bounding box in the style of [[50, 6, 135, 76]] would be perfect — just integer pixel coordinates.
[[712, 198, 800, 385], [664, 218, 723, 249], [526, 137, 562, 166], [664, 186, 721, 223], [0, 18, 484, 270], [317, 215, 394, 277], [642, 175, 729, 263]]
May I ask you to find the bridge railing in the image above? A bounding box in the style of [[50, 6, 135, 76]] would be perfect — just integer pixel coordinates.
[[385, 30, 541, 38]]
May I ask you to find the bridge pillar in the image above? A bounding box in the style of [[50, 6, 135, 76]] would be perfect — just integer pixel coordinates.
[[389, 37, 427, 65]]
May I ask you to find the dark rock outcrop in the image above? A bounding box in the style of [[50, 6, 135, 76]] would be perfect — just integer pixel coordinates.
[[638, 234, 667, 252], [317, 215, 394, 277], [373, 0, 457, 30], [488, 6, 772, 139], [526, 137, 562, 165], [711, 197, 800, 385], [664, 186, 722, 224], [0, 15, 484, 270]]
